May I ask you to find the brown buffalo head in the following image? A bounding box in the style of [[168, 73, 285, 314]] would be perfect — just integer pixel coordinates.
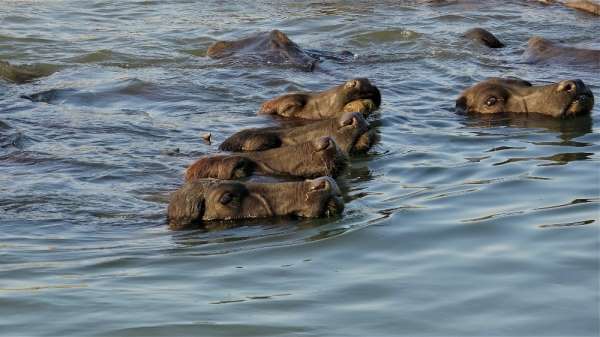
[[259, 78, 381, 119], [167, 177, 344, 230], [456, 77, 594, 118]]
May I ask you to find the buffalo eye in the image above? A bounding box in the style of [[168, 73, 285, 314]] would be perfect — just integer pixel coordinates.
[[485, 96, 498, 107], [219, 192, 234, 205]]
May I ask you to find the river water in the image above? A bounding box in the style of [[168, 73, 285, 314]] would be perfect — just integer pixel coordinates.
[[1, 1, 599, 336]]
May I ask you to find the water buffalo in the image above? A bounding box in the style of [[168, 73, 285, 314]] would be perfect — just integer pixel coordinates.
[[206, 29, 352, 71], [463, 28, 505, 48], [186, 136, 348, 181], [219, 112, 376, 155], [524, 36, 600, 66], [564, 0, 600, 15], [259, 78, 381, 119], [456, 77, 594, 117], [167, 177, 344, 230]]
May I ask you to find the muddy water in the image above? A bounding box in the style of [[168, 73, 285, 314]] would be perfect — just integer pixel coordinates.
[[1, 1, 599, 336]]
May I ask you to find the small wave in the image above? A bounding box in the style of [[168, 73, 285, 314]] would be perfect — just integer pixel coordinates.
[[66, 49, 121, 63], [0, 120, 27, 151], [350, 28, 421, 47], [534, 198, 599, 211], [64, 50, 182, 68], [185, 48, 208, 57], [103, 322, 306, 337], [493, 152, 593, 166], [0, 34, 54, 44], [0, 131, 25, 150], [210, 55, 318, 72], [22, 78, 165, 106], [0, 120, 11, 130], [431, 14, 468, 21], [0, 60, 61, 84], [538, 219, 595, 229], [0, 284, 87, 292]]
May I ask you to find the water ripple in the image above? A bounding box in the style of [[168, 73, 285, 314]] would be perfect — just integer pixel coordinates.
[[0, 1, 598, 336]]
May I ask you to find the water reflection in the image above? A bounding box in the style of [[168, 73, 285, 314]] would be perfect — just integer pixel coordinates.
[[168, 217, 304, 248], [462, 113, 593, 142], [493, 151, 593, 166], [538, 219, 595, 229], [210, 293, 291, 305]]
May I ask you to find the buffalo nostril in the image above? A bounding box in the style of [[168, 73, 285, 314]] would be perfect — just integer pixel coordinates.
[[558, 80, 577, 93], [340, 112, 358, 127], [315, 136, 332, 151], [345, 79, 358, 89], [574, 79, 586, 91]]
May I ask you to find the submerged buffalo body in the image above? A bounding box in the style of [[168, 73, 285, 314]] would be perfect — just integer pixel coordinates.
[[207, 30, 317, 71], [463, 28, 505, 48], [259, 78, 381, 119], [167, 177, 344, 230], [186, 136, 348, 181], [0, 60, 57, 84], [206, 30, 352, 71], [564, 0, 600, 15], [524, 36, 600, 66], [456, 77, 594, 118], [220, 112, 376, 155]]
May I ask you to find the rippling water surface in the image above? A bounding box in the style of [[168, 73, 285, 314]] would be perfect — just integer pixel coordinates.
[[1, 1, 599, 336]]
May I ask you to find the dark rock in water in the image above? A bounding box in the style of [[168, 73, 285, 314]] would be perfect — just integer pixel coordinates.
[[463, 28, 505, 48]]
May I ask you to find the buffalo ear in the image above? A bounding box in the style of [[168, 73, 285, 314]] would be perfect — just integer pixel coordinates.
[[505, 76, 532, 87], [220, 133, 281, 152], [229, 157, 255, 179], [455, 96, 468, 114]]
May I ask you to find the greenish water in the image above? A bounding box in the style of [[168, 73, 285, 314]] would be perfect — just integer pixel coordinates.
[[1, 1, 599, 336]]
